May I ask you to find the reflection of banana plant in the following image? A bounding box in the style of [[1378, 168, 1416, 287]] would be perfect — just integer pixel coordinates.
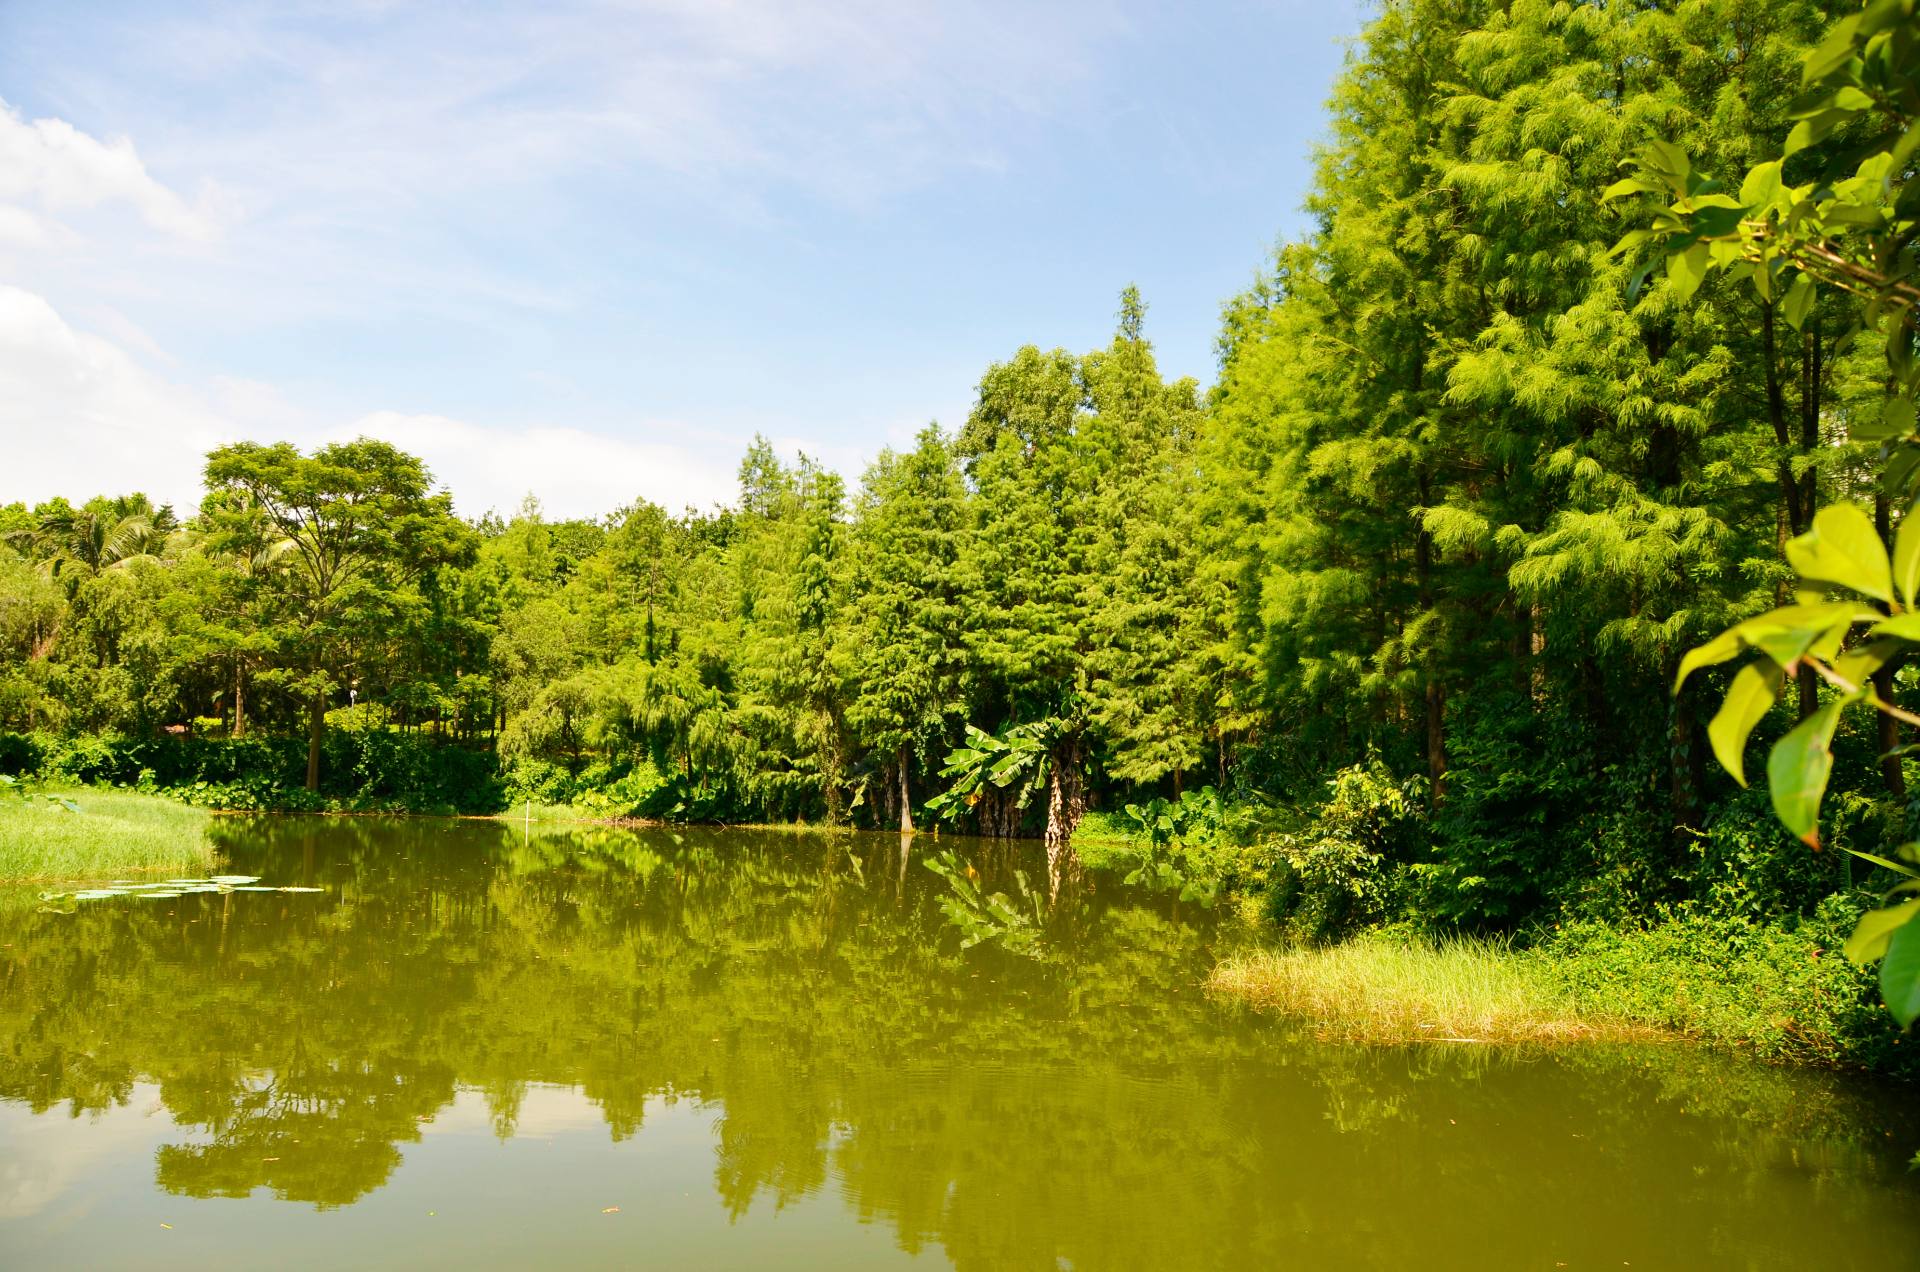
[[923, 722, 1055, 822], [922, 849, 1047, 957]]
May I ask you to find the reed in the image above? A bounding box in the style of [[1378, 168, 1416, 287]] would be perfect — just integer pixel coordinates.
[[1209, 936, 1651, 1046]]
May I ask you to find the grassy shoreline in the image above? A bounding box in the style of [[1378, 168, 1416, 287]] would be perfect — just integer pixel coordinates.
[[0, 787, 218, 883], [1209, 938, 1657, 1047], [1209, 914, 1905, 1072]]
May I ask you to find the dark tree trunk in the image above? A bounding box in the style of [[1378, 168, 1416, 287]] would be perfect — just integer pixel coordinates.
[[306, 689, 325, 792], [896, 747, 913, 833], [1512, 599, 1532, 699], [1416, 466, 1446, 800], [1044, 731, 1087, 899], [1670, 680, 1703, 834], [976, 784, 1018, 839], [232, 660, 247, 739], [1765, 300, 1827, 721], [1877, 493, 1908, 803], [1425, 682, 1447, 795]]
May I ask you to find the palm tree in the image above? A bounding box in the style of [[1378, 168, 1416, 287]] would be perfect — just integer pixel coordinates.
[[6, 495, 181, 586]]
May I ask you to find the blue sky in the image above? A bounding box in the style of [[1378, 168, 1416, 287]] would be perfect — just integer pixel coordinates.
[[0, 0, 1364, 519]]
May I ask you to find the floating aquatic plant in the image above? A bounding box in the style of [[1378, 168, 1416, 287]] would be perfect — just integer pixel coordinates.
[[37, 876, 326, 910]]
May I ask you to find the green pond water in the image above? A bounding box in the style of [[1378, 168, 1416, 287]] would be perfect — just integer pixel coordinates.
[[3, 817, 1919, 1269]]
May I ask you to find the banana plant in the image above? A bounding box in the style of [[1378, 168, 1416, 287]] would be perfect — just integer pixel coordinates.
[[922, 720, 1056, 822]]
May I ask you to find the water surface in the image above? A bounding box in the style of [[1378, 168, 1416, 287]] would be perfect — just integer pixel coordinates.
[[2, 818, 1917, 1269]]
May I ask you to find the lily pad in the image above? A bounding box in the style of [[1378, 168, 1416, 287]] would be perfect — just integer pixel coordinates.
[[140, 891, 184, 899], [210, 875, 261, 885], [278, 886, 325, 894]]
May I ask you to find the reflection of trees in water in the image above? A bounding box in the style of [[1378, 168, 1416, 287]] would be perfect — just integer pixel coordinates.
[[0, 819, 1917, 1263]]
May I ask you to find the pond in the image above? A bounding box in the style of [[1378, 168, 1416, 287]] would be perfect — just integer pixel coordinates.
[[2, 817, 1918, 1269]]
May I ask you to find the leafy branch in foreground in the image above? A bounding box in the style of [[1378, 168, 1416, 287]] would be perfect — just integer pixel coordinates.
[[1624, 1, 1920, 1024]]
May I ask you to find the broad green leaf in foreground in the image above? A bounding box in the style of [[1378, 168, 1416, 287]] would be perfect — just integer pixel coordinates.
[[1766, 696, 1851, 847], [1880, 917, 1920, 1029], [1845, 898, 1920, 964], [1881, 507, 1912, 611], [1784, 503, 1893, 602], [1706, 658, 1784, 787]]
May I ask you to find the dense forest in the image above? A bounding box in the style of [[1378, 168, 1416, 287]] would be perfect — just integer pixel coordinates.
[[3, 0, 1915, 946]]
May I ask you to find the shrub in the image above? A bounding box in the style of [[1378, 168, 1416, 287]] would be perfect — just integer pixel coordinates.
[[1266, 759, 1426, 943], [1538, 896, 1913, 1072]]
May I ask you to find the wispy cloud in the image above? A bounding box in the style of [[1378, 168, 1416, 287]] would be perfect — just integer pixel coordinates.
[[0, 98, 217, 240], [0, 284, 742, 519], [342, 410, 739, 520]]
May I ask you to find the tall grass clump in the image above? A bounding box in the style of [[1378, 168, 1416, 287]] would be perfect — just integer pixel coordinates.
[[0, 786, 217, 882], [1209, 936, 1647, 1046]]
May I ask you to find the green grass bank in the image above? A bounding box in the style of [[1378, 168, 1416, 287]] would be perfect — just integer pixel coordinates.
[[1208, 904, 1909, 1071], [0, 787, 218, 884]]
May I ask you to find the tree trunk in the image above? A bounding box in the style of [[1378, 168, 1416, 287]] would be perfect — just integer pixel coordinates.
[[306, 689, 325, 792], [896, 747, 913, 833], [1512, 599, 1532, 699], [1877, 492, 1908, 803], [1425, 681, 1447, 797], [976, 784, 1016, 839], [1875, 662, 1907, 804], [1670, 680, 1703, 834], [232, 660, 247, 739], [1765, 299, 1826, 722], [1044, 731, 1087, 899], [1797, 666, 1819, 721], [1416, 466, 1446, 800]]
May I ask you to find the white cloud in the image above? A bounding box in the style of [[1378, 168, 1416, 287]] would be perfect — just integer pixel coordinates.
[[344, 411, 738, 521], [0, 205, 56, 249], [0, 285, 228, 511], [0, 99, 215, 241], [0, 286, 746, 520]]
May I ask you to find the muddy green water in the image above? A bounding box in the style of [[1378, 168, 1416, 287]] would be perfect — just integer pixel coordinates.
[[2, 818, 1919, 1269]]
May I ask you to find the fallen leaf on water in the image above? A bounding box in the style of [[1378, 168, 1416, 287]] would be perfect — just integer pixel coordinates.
[[159, 1223, 172, 1230], [602, 1206, 620, 1214]]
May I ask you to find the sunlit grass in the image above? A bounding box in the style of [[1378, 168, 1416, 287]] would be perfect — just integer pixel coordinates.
[[1209, 936, 1654, 1046], [489, 800, 602, 824], [0, 787, 218, 883]]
